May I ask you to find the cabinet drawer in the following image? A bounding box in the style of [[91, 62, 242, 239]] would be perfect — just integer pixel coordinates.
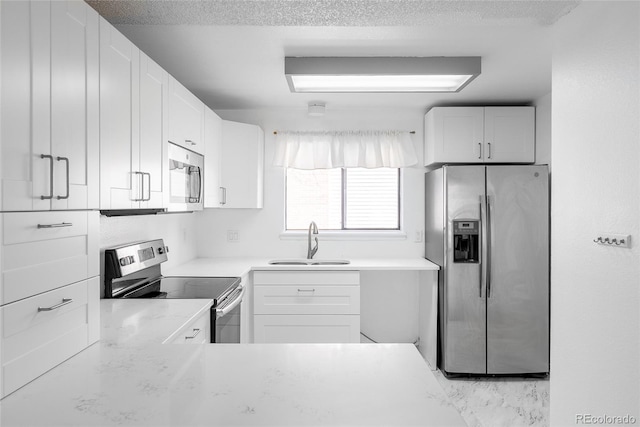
[[1, 277, 99, 398], [254, 314, 360, 343], [254, 285, 360, 315], [0, 211, 99, 304], [253, 270, 360, 286], [164, 309, 210, 344]]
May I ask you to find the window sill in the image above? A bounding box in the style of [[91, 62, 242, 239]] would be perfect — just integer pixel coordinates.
[[279, 230, 407, 241]]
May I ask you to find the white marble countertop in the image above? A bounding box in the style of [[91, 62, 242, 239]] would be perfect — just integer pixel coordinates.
[[0, 299, 464, 426], [164, 257, 439, 278]]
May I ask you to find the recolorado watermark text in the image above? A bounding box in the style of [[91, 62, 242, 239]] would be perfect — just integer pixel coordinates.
[[576, 414, 637, 425]]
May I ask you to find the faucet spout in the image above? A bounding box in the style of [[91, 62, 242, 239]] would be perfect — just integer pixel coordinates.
[[307, 221, 319, 259]]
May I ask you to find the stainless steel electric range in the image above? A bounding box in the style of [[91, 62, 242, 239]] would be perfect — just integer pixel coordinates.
[[104, 239, 243, 343]]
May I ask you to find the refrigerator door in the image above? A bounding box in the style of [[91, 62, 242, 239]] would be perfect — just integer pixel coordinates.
[[486, 165, 549, 374], [442, 166, 487, 374]]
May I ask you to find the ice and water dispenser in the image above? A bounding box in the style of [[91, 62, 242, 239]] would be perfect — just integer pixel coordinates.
[[453, 220, 479, 263]]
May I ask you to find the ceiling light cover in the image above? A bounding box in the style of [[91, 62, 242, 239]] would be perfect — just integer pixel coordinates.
[[285, 57, 481, 93]]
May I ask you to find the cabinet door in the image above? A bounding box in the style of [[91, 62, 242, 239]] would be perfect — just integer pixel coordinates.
[[99, 18, 140, 209], [139, 52, 169, 209], [0, 277, 99, 398], [204, 108, 223, 207], [254, 314, 360, 343], [220, 121, 264, 209], [50, 1, 99, 210], [164, 309, 210, 344], [0, 0, 51, 211], [484, 107, 535, 164], [424, 107, 484, 166], [168, 77, 204, 154]]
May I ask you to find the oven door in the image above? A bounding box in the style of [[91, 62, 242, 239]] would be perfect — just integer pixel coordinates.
[[168, 142, 204, 212], [211, 285, 245, 343]]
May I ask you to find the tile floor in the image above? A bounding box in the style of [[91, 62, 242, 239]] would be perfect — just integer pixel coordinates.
[[432, 370, 550, 427]]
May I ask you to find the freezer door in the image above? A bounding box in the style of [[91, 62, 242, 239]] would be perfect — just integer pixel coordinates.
[[442, 166, 487, 374], [486, 165, 549, 374]]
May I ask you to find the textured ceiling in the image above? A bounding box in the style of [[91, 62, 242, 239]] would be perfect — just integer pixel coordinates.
[[87, 0, 579, 26], [86, 0, 582, 111]]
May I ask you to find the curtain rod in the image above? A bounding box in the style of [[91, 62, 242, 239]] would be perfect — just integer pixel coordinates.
[[273, 131, 416, 135]]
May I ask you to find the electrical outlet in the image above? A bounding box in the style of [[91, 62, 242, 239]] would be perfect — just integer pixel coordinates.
[[414, 230, 424, 243], [227, 230, 239, 242]]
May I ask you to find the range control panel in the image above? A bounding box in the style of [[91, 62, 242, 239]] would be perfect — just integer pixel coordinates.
[[105, 239, 169, 279]]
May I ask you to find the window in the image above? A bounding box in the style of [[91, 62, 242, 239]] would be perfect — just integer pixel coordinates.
[[285, 168, 400, 230]]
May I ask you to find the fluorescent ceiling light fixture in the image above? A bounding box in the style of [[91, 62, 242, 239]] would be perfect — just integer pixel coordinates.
[[285, 57, 481, 93]]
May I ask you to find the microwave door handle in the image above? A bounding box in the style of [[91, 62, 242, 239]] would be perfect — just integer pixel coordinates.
[[189, 166, 202, 203], [215, 286, 245, 318]]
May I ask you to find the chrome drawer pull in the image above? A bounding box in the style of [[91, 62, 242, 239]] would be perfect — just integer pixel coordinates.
[[37, 222, 73, 229], [56, 156, 70, 200], [297, 288, 315, 292], [185, 328, 201, 340], [40, 154, 54, 200], [38, 298, 73, 312]]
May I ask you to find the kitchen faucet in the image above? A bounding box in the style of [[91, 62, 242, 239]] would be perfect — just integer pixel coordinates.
[[307, 221, 319, 259]]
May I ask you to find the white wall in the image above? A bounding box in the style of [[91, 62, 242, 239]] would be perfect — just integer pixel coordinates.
[[550, 2, 639, 425], [195, 107, 427, 259], [534, 92, 552, 168]]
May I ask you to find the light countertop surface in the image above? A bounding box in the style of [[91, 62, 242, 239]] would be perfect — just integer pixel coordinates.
[[164, 257, 439, 278], [0, 298, 463, 426]]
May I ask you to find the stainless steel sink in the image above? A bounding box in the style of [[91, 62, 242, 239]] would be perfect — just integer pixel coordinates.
[[268, 259, 350, 265]]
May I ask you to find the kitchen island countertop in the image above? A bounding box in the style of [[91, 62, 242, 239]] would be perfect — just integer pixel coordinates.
[[0, 298, 464, 426]]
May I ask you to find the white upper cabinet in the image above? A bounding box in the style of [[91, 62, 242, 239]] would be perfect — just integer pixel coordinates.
[[168, 77, 205, 155], [424, 106, 535, 166], [99, 21, 169, 211], [138, 52, 169, 209], [204, 108, 223, 208], [99, 18, 140, 210], [1, 0, 99, 211], [219, 120, 264, 209]]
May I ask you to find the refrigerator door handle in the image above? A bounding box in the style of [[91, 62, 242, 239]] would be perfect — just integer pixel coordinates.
[[486, 195, 492, 298], [479, 195, 485, 298]]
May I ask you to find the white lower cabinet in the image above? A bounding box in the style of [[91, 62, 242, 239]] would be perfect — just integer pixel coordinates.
[[164, 308, 210, 344], [0, 277, 99, 398], [253, 271, 360, 343], [0, 211, 99, 399]]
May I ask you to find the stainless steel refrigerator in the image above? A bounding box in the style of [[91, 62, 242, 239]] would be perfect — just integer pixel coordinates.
[[425, 165, 549, 376]]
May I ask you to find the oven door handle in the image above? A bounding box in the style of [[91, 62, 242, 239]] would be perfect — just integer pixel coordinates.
[[215, 286, 245, 318]]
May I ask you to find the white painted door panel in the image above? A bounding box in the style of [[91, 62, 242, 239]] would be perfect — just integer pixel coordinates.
[[0, 277, 99, 398], [139, 52, 169, 209], [0, 211, 99, 305], [484, 107, 535, 164], [0, 1, 51, 211], [254, 314, 360, 343], [204, 108, 223, 207], [50, 1, 99, 210], [99, 17, 140, 209], [168, 77, 204, 154], [254, 285, 360, 315]]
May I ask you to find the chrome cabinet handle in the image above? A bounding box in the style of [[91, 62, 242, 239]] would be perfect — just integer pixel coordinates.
[[131, 171, 144, 201], [297, 288, 316, 292], [477, 143, 482, 159], [56, 156, 70, 200], [142, 172, 151, 201], [487, 143, 492, 159], [220, 187, 227, 205], [40, 154, 54, 200], [38, 298, 73, 312], [37, 222, 73, 229], [185, 328, 201, 340], [185, 139, 196, 146]]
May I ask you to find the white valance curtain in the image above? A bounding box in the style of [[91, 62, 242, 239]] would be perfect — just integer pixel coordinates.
[[273, 130, 418, 169]]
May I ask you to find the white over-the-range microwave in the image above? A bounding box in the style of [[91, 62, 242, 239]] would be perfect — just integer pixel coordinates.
[[167, 142, 204, 212]]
